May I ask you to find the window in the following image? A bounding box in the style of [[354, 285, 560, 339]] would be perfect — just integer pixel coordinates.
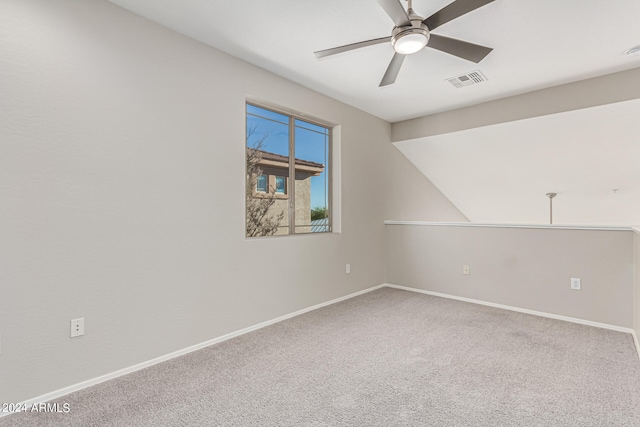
[[246, 103, 331, 237], [275, 176, 286, 194], [256, 175, 267, 192]]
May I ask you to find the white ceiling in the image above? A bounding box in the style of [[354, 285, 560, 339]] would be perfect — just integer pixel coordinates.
[[394, 98, 640, 225], [107, 0, 640, 226], [108, 0, 640, 122]]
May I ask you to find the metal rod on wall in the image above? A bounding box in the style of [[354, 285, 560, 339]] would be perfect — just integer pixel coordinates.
[[546, 193, 557, 224]]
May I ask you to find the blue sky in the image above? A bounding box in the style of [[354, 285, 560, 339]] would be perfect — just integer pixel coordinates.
[[247, 104, 329, 210]]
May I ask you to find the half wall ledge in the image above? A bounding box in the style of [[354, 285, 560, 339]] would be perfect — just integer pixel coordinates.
[[384, 221, 633, 232]]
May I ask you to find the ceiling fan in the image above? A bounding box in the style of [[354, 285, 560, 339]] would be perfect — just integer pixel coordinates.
[[314, 0, 495, 87]]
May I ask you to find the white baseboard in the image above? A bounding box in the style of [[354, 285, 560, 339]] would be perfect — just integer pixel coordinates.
[[1, 284, 386, 419], [4, 282, 638, 418], [633, 331, 640, 361], [385, 283, 637, 337]]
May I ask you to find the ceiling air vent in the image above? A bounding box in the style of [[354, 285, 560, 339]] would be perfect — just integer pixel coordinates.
[[446, 70, 488, 88]]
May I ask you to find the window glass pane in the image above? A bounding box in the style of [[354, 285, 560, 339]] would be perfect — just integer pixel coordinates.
[[246, 105, 290, 237], [275, 176, 286, 194], [294, 119, 330, 233], [294, 120, 327, 135], [246, 107, 289, 158], [246, 104, 288, 126], [256, 175, 267, 192]]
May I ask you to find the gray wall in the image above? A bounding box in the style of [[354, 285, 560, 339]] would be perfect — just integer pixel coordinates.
[[391, 67, 640, 141], [383, 147, 468, 222], [386, 224, 634, 328], [0, 0, 461, 403]]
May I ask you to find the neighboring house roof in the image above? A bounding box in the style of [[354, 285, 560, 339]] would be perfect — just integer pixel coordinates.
[[250, 149, 325, 175], [258, 150, 324, 169]]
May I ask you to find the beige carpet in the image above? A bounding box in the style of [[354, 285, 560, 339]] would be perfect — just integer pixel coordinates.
[[3, 287, 640, 426]]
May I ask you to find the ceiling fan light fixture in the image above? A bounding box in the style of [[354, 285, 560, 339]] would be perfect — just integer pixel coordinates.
[[392, 26, 429, 55], [625, 45, 640, 56]]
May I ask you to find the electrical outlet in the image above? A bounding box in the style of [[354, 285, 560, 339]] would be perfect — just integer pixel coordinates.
[[463, 265, 470, 275], [570, 278, 581, 290], [345, 264, 351, 274], [70, 318, 85, 338]]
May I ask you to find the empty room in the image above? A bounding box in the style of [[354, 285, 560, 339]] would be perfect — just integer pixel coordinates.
[[1, 0, 640, 425]]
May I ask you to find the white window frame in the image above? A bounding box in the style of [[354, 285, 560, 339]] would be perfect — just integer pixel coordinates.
[[246, 102, 333, 236]]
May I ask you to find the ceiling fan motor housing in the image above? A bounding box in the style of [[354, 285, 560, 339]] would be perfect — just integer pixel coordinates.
[[391, 15, 430, 55]]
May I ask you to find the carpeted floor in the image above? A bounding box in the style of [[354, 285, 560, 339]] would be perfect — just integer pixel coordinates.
[[3, 287, 640, 426]]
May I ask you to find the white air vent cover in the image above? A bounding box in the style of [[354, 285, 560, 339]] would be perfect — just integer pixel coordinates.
[[446, 70, 488, 88]]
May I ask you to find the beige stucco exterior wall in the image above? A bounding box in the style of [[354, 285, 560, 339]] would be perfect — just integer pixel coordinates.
[[258, 177, 313, 236], [294, 177, 313, 233]]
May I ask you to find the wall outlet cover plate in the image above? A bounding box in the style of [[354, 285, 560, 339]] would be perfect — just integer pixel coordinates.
[[570, 278, 581, 290]]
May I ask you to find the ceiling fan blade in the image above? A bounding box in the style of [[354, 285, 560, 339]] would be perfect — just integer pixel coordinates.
[[375, 0, 411, 27], [424, 0, 495, 31], [379, 53, 405, 87], [428, 34, 492, 63], [314, 37, 390, 59]]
